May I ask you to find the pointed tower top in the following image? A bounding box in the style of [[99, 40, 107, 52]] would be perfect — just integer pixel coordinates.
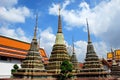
[[111, 47, 115, 60], [86, 18, 91, 43], [30, 14, 39, 51], [58, 4, 61, 16], [111, 47, 114, 53], [57, 4, 62, 33], [72, 36, 75, 54], [33, 14, 38, 39]]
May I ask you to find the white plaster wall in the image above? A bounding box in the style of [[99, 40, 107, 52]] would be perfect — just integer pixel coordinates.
[[0, 60, 21, 78]]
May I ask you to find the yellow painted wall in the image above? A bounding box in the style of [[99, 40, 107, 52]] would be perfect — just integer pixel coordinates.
[[107, 52, 113, 59], [115, 50, 120, 60], [107, 50, 120, 60]]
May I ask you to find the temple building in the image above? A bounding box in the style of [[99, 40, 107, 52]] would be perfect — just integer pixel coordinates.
[[46, 7, 70, 74], [0, 35, 48, 78], [70, 38, 79, 73], [79, 19, 108, 78]]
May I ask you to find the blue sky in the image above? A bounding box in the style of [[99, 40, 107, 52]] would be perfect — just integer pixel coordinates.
[[0, 0, 120, 62]]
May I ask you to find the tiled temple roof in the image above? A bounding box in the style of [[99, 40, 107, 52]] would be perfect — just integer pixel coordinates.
[[0, 35, 48, 64]]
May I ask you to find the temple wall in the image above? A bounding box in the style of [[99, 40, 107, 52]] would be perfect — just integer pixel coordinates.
[[0, 60, 21, 78]]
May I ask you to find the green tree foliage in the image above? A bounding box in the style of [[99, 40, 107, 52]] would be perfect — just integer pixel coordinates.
[[14, 64, 19, 70], [59, 60, 73, 80], [11, 64, 19, 74]]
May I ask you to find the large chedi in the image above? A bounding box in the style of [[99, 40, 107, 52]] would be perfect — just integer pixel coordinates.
[[80, 19, 108, 77], [46, 7, 70, 74], [12, 15, 47, 79]]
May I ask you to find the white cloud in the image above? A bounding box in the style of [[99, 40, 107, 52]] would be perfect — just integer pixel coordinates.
[[49, 0, 120, 51], [73, 40, 109, 62], [0, 0, 17, 8], [62, 0, 71, 10], [0, 0, 31, 43], [74, 40, 87, 62], [49, 3, 59, 16], [0, 26, 30, 42], [40, 27, 56, 57], [0, 6, 30, 23], [93, 41, 109, 59], [49, 0, 71, 15], [0, 0, 30, 23]]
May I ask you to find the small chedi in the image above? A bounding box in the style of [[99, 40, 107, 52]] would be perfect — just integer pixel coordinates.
[[70, 38, 79, 73], [79, 19, 108, 78], [111, 48, 120, 77], [12, 15, 47, 79], [46, 7, 70, 74]]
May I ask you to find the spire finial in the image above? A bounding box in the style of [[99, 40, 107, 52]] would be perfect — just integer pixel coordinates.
[[72, 36, 75, 54], [111, 47, 114, 53], [33, 14, 38, 39], [57, 4, 62, 33], [86, 18, 91, 43], [58, 4, 61, 16]]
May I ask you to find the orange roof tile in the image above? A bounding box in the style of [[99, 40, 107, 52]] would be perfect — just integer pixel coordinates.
[[0, 46, 27, 55], [79, 63, 83, 68], [0, 35, 48, 61], [39, 48, 47, 57], [0, 35, 30, 50], [0, 52, 25, 59]]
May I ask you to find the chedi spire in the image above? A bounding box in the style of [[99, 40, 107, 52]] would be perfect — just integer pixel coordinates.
[[72, 36, 75, 54], [80, 19, 108, 78], [86, 18, 91, 44], [30, 14, 39, 51], [33, 14, 38, 39], [57, 5, 62, 33]]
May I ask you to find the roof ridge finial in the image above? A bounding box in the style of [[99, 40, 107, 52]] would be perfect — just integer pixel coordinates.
[[86, 18, 91, 43], [33, 14, 38, 39], [57, 4, 62, 33]]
